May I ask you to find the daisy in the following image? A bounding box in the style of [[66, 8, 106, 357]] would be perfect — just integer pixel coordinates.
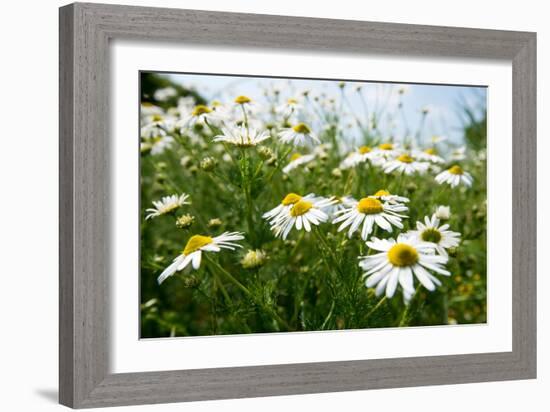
[[141, 134, 174, 155], [270, 197, 335, 240], [373, 142, 400, 159], [178, 104, 220, 129], [157, 232, 244, 284], [141, 113, 176, 136], [369, 189, 409, 205], [282, 152, 316, 174], [140, 122, 166, 139], [412, 147, 445, 164], [435, 165, 473, 188], [332, 196, 408, 240], [430, 135, 447, 144], [262, 192, 315, 226], [209, 99, 232, 119], [153, 86, 177, 102], [140, 102, 164, 118], [409, 214, 461, 257], [339, 146, 376, 169], [383, 154, 430, 175], [279, 123, 320, 146], [145, 194, 190, 220], [234, 95, 253, 106], [213, 125, 270, 147], [276, 97, 303, 118], [449, 146, 467, 161], [359, 234, 450, 299], [177, 96, 196, 112]]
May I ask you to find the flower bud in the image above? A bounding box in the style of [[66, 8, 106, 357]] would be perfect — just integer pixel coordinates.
[[176, 214, 195, 229], [257, 145, 274, 160], [331, 168, 343, 178], [207, 218, 222, 228], [200, 156, 216, 171], [183, 275, 200, 288], [241, 249, 267, 269]]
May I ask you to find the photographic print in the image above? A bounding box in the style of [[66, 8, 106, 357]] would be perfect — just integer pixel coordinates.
[[139, 72, 487, 338]]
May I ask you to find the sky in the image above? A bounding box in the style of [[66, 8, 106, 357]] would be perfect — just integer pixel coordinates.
[[166, 72, 486, 147]]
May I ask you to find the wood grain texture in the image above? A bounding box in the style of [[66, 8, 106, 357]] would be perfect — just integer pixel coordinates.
[[59, 2, 537, 408]]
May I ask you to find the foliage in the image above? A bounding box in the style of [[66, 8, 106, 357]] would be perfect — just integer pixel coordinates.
[[139, 73, 487, 338]]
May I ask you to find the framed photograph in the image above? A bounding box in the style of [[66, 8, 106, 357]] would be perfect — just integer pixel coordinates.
[[59, 2, 536, 408]]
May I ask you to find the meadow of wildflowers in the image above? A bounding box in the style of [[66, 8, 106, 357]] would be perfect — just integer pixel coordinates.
[[139, 72, 487, 338]]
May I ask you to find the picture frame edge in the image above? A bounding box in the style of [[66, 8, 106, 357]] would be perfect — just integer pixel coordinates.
[[59, 2, 537, 408]]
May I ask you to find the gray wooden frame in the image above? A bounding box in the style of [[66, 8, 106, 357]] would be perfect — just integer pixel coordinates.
[[59, 2, 536, 408]]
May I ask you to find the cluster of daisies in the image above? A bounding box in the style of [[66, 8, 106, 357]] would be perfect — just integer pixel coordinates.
[[261, 190, 461, 300], [142, 89, 474, 190], [146, 185, 461, 302], [289, 141, 473, 189], [141, 93, 322, 153], [141, 86, 473, 303]]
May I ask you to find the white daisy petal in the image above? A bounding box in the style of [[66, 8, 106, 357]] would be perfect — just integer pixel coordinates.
[[386, 267, 400, 298], [192, 250, 202, 269], [157, 256, 184, 284], [412, 264, 436, 291]]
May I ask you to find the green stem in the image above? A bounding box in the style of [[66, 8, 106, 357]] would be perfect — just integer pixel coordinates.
[[205, 255, 291, 330], [289, 231, 306, 261], [342, 92, 365, 132], [415, 112, 428, 146], [343, 169, 355, 194], [398, 284, 422, 327], [364, 296, 387, 320], [265, 146, 292, 184], [393, 171, 405, 195], [313, 229, 343, 277], [320, 300, 336, 330], [240, 149, 256, 246], [211, 268, 232, 305], [253, 159, 265, 179], [358, 91, 370, 128]]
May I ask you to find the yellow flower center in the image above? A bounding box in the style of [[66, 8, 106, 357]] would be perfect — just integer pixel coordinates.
[[290, 153, 302, 161], [290, 200, 313, 217], [397, 154, 414, 163], [292, 123, 311, 134], [234, 95, 252, 104], [448, 165, 464, 175], [183, 235, 213, 255], [388, 244, 419, 267], [424, 148, 437, 155], [151, 114, 164, 122], [373, 189, 390, 197], [287, 98, 298, 104], [421, 228, 442, 243], [359, 146, 372, 154], [282, 193, 302, 205], [211, 100, 222, 107], [192, 105, 212, 116], [357, 197, 383, 214], [379, 143, 394, 150]]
